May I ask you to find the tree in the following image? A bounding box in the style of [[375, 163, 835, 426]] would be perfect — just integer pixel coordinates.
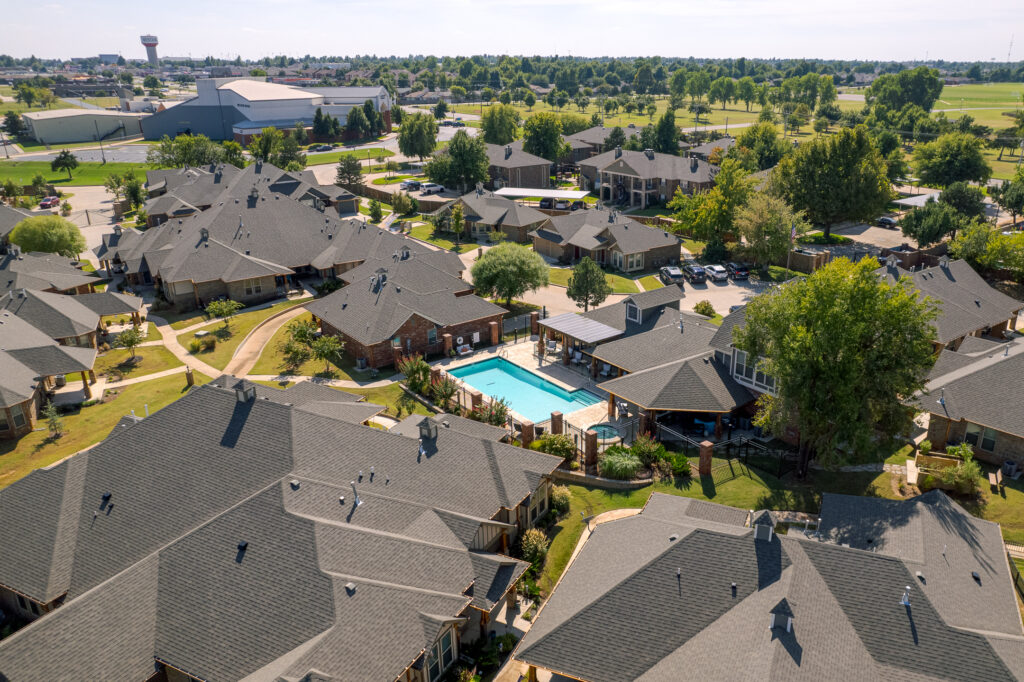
[[424, 130, 489, 193], [734, 193, 810, 266], [669, 158, 753, 257], [939, 181, 986, 221], [865, 66, 943, 112], [567, 257, 611, 312], [221, 140, 245, 168], [9, 215, 85, 257], [653, 109, 678, 154], [368, 198, 383, 223], [50, 149, 78, 179], [43, 401, 63, 439], [335, 155, 364, 187], [737, 76, 757, 111], [899, 199, 966, 247], [205, 299, 244, 329], [993, 173, 1024, 225], [143, 75, 160, 90], [522, 112, 563, 162], [481, 103, 519, 145], [669, 70, 688, 97], [3, 111, 24, 137], [604, 126, 627, 152], [310, 335, 344, 374], [249, 127, 282, 162], [687, 71, 711, 102], [449, 203, 464, 237], [146, 134, 225, 167], [433, 99, 448, 120], [773, 126, 891, 239], [912, 133, 991, 187], [397, 112, 438, 160], [272, 134, 306, 170], [470, 242, 549, 307], [115, 326, 144, 360], [813, 117, 829, 136], [948, 220, 995, 268], [523, 91, 536, 110], [1, 179, 18, 204], [392, 191, 414, 216], [729, 123, 791, 171], [735, 257, 937, 473], [122, 174, 144, 208], [103, 172, 124, 202], [346, 106, 370, 138]]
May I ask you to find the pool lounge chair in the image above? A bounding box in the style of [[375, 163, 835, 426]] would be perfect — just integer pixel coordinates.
[[571, 350, 583, 365], [599, 363, 612, 378], [457, 344, 473, 356], [546, 339, 557, 353]]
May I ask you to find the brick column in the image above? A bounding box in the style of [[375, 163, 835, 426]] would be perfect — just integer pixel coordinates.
[[470, 390, 482, 412], [699, 440, 713, 476], [521, 421, 535, 448], [442, 333, 453, 356], [591, 356, 599, 378], [430, 367, 443, 385], [550, 411, 563, 435], [537, 335, 545, 356], [585, 429, 599, 469], [562, 341, 570, 365], [530, 311, 539, 335], [489, 320, 499, 346], [392, 346, 403, 367]]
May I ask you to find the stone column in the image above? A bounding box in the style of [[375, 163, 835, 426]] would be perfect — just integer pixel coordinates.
[[81, 371, 92, 399], [699, 440, 714, 476], [537, 335, 546, 356], [550, 411, 563, 435], [521, 421, 535, 448], [391, 346, 403, 368], [591, 356, 599, 378], [430, 367, 443, 385], [470, 390, 483, 412], [584, 429, 599, 469], [489, 320, 499, 346], [530, 311, 539, 335], [562, 340, 570, 365], [607, 394, 615, 419], [88, 369, 96, 383], [442, 333, 453, 356]]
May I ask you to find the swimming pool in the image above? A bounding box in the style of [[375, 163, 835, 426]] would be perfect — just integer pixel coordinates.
[[588, 423, 620, 440], [448, 357, 602, 423]]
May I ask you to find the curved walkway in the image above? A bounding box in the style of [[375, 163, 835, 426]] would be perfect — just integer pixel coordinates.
[[147, 313, 223, 378], [223, 305, 309, 376]]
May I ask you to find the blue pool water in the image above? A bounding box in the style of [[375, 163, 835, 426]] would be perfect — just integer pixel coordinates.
[[589, 423, 620, 439], [449, 357, 602, 422]]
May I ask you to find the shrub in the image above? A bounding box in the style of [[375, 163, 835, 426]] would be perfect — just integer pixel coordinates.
[[598, 446, 641, 479], [396, 354, 431, 394], [200, 335, 217, 350], [939, 442, 981, 494], [550, 485, 570, 515], [519, 528, 549, 567], [188, 339, 201, 353], [918, 439, 932, 456], [315, 279, 343, 296], [471, 397, 510, 426], [281, 338, 311, 369], [693, 300, 716, 318], [629, 432, 663, 466], [533, 433, 576, 461]]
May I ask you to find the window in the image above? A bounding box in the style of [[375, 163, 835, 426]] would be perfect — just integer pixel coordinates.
[[10, 403, 25, 429], [244, 278, 262, 296], [734, 350, 754, 381], [427, 629, 455, 681], [625, 302, 641, 323], [626, 252, 643, 270], [392, 335, 401, 348], [427, 327, 437, 345], [981, 428, 997, 452], [965, 423, 980, 446], [0, 411, 8, 431]]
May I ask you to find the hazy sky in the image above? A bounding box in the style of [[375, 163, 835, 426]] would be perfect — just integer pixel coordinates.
[[9, 0, 1024, 63]]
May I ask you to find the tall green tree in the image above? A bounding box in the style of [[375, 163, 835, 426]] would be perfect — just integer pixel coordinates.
[[865, 66, 943, 112], [734, 257, 937, 473], [346, 107, 370, 138], [335, 155, 364, 187], [49, 149, 78, 179], [423, 129, 489, 193], [310, 335, 344, 374], [480, 103, 519, 145], [522, 112, 564, 162], [147, 134, 226, 168], [470, 242, 549, 307], [993, 171, 1024, 225], [728, 122, 790, 171], [773, 126, 891, 239], [912, 132, 991, 187], [938, 181, 986, 221], [9, 215, 86, 257], [397, 112, 438, 160], [899, 198, 967, 247], [653, 109, 678, 154], [433, 99, 448, 119], [221, 140, 246, 168], [206, 299, 244, 329], [736, 76, 757, 111], [603, 126, 627, 152], [249, 127, 283, 162], [115, 326, 144, 360], [566, 257, 611, 312], [734, 193, 810, 266]]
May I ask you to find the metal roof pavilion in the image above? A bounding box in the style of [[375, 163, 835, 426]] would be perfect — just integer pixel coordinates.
[[540, 312, 623, 344], [893, 192, 941, 209], [493, 188, 590, 200]]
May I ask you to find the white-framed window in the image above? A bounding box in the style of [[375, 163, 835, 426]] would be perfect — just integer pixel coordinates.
[[10, 403, 26, 429], [427, 628, 456, 681], [626, 252, 643, 270], [965, 423, 997, 451], [625, 302, 641, 323], [734, 350, 754, 381], [244, 278, 262, 296]]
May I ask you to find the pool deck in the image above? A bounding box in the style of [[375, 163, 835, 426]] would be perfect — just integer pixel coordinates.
[[431, 337, 612, 427]]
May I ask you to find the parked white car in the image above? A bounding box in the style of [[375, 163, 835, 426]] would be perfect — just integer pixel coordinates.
[[705, 264, 729, 281], [420, 183, 444, 195]]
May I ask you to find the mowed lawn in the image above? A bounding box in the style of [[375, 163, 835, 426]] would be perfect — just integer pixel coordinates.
[[305, 147, 394, 166], [93, 346, 183, 380], [177, 299, 311, 371], [249, 321, 394, 382], [340, 383, 432, 418], [0, 372, 212, 489], [408, 223, 479, 253], [0, 161, 147, 186], [547, 266, 641, 294]]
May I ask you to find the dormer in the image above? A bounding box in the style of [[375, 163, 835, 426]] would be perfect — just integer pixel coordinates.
[[625, 301, 641, 324]]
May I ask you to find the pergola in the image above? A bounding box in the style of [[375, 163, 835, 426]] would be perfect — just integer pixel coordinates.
[[537, 312, 623, 375]]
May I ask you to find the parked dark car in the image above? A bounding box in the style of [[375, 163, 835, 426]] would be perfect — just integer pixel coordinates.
[[312, 144, 333, 152], [726, 262, 749, 279], [539, 197, 554, 209], [399, 180, 422, 191], [570, 200, 587, 211], [660, 266, 684, 284], [877, 216, 898, 229], [682, 264, 706, 284]]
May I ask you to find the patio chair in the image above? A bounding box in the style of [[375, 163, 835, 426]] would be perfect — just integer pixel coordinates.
[[599, 363, 612, 378], [546, 339, 557, 354], [571, 350, 583, 366]]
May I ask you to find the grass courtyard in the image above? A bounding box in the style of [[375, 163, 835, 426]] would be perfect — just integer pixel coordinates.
[[547, 266, 641, 294], [0, 372, 212, 490], [249, 321, 391, 382], [92, 346, 183, 380], [0, 161, 147, 187], [408, 223, 479, 253]]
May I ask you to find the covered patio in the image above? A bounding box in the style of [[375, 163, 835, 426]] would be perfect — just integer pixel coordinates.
[[536, 313, 624, 380]]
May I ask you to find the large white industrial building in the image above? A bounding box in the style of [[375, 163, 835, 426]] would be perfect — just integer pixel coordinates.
[[21, 109, 146, 145]]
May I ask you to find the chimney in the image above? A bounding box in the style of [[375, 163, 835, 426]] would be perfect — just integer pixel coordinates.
[[614, 145, 622, 159], [419, 417, 439, 441], [505, 145, 512, 160], [691, 157, 699, 172], [769, 599, 794, 633], [113, 224, 122, 235], [234, 384, 256, 402]]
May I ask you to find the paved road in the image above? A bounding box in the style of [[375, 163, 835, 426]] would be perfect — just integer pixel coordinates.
[[60, 97, 105, 110], [17, 143, 151, 164]]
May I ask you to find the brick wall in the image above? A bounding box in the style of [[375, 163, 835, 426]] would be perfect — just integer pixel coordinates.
[[487, 163, 550, 190], [927, 413, 1024, 465], [533, 235, 568, 262]]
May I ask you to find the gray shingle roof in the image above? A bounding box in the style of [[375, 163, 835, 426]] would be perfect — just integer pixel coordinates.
[[457, 191, 551, 229], [599, 353, 754, 412], [0, 251, 101, 295], [0, 288, 98, 340], [709, 305, 746, 351], [879, 260, 1024, 344], [590, 312, 717, 372], [308, 257, 504, 346], [688, 137, 736, 157], [580, 149, 718, 183], [0, 311, 96, 383], [515, 492, 1023, 682], [564, 125, 642, 148], [72, 291, 144, 317], [581, 290, 683, 335], [391, 413, 509, 442], [536, 211, 679, 256], [485, 143, 552, 170], [0, 379, 561, 681], [0, 204, 31, 239], [923, 350, 1024, 437]]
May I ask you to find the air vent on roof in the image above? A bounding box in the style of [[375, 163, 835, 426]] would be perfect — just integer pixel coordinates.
[[668, 534, 678, 542], [972, 571, 981, 583], [102, 492, 112, 502], [289, 479, 300, 490], [345, 582, 356, 595], [900, 586, 911, 606], [237, 541, 248, 551]]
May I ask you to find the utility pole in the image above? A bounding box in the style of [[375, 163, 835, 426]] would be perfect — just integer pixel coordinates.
[[94, 120, 106, 164]]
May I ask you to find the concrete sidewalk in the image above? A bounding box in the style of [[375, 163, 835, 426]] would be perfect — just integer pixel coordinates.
[[223, 305, 309, 376]]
